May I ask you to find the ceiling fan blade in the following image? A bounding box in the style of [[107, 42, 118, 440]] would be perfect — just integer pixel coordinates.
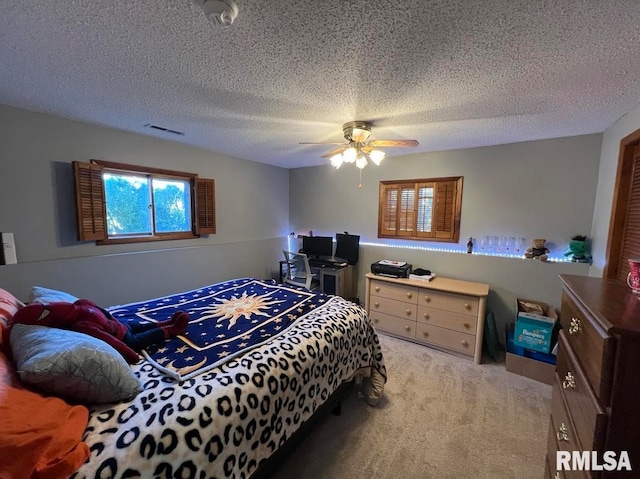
[[368, 139, 419, 148], [321, 146, 348, 158], [299, 142, 347, 145]]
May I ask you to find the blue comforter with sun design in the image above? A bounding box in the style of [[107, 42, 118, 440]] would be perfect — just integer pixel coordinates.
[[107, 278, 328, 380]]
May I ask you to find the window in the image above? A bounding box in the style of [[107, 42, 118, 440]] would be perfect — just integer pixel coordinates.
[[378, 176, 463, 242], [73, 160, 215, 244]]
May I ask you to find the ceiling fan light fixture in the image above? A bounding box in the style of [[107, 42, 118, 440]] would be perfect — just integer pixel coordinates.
[[300, 119, 418, 172], [343, 147, 357, 163], [330, 153, 344, 168], [369, 149, 386, 165], [355, 155, 368, 169]]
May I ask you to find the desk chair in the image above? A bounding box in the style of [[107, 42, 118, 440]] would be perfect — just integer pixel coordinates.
[[282, 251, 319, 290]]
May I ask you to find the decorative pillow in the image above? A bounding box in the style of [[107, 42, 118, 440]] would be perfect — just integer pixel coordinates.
[[29, 286, 78, 305], [0, 288, 24, 350], [10, 324, 144, 404], [0, 348, 90, 479]]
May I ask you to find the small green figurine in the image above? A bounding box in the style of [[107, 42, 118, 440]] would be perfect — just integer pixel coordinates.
[[564, 235, 592, 263]]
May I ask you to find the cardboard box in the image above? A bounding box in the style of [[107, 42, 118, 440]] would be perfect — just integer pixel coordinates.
[[514, 298, 558, 353], [505, 323, 556, 385], [505, 352, 555, 385]]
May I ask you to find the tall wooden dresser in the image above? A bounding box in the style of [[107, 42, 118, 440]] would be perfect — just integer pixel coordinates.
[[545, 274, 640, 478]]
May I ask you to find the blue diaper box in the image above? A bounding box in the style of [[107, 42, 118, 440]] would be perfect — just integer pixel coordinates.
[[505, 323, 556, 384], [506, 324, 556, 365], [513, 298, 558, 353]]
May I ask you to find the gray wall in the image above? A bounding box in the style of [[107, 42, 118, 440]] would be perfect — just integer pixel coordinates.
[[0, 104, 290, 305], [289, 135, 601, 337], [3, 98, 633, 344]]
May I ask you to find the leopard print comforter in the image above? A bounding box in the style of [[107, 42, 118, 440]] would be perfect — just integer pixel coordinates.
[[72, 294, 386, 479]]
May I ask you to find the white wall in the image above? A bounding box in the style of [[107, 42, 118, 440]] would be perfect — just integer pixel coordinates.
[[0, 104, 290, 304], [590, 103, 640, 276], [289, 135, 601, 338]]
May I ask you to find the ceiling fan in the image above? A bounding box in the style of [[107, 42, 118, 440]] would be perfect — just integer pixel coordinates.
[[300, 121, 419, 169]]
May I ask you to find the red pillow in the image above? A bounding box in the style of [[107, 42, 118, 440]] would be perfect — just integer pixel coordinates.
[[0, 348, 90, 478]]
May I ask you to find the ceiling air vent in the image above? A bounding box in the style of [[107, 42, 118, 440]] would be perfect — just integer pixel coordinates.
[[143, 123, 185, 136]]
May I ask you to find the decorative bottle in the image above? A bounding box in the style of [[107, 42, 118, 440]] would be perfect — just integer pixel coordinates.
[[467, 237, 473, 254]]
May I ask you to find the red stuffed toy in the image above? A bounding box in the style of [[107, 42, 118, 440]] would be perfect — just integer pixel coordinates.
[[12, 299, 188, 363]]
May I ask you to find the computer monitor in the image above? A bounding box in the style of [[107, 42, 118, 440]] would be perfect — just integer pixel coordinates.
[[301, 236, 333, 259], [335, 233, 360, 265]]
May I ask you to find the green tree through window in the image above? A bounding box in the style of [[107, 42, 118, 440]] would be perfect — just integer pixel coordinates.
[[104, 173, 152, 235], [153, 178, 191, 233]]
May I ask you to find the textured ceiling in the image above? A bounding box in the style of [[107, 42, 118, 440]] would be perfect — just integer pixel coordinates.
[[1, 0, 640, 168]]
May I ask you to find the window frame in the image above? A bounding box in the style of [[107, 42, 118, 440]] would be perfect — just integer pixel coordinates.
[[378, 176, 463, 243], [73, 160, 215, 245]]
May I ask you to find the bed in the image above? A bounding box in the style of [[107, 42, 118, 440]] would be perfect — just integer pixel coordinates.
[[0, 278, 386, 478]]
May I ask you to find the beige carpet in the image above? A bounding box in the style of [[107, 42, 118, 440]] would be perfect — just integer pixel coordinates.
[[273, 333, 552, 479]]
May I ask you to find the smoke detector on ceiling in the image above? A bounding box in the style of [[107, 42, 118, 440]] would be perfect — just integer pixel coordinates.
[[195, 0, 239, 27]]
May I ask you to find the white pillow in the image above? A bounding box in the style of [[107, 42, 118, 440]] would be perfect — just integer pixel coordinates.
[[10, 324, 144, 404], [29, 286, 78, 304]]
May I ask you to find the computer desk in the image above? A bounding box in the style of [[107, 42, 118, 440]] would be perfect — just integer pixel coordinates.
[[279, 261, 357, 300]]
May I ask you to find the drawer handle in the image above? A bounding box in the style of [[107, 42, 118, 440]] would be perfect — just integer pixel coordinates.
[[404, 325, 411, 332], [405, 309, 412, 316], [375, 286, 380, 292], [461, 340, 469, 347], [373, 317, 380, 323], [406, 292, 413, 299], [424, 296, 431, 303], [422, 331, 429, 338], [374, 302, 380, 308], [464, 303, 471, 310], [463, 322, 470, 329], [569, 317, 582, 334], [562, 371, 576, 389], [556, 423, 569, 442], [423, 313, 430, 320]]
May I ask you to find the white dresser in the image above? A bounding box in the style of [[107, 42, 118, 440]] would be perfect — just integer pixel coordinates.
[[365, 273, 490, 364]]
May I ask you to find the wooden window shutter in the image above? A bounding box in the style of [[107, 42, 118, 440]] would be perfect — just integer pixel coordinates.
[[195, 178, 216, 235], [379, 184, 399, 235], [617, 145, 640, 280], [398, 185, 416, 236], [73, 161, 107, 241], [432, 180, 456, 239]]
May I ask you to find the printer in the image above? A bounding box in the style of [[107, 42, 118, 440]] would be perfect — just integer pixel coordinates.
[[371, 260, 412, 278]]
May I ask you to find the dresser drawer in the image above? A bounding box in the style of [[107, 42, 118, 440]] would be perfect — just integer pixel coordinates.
[[369, 311, 415, 339], [556, 331, 607, 452], [417, 305, 477, 334], [419, 290, 478, 317], [415, 322, 475, 356], [370, 296, 417, 320], [370, 280, 418, 303], [560, 292, 615, 403], [545, 452, 566, 479], [549, 378, 591, 479], [546, 416, 588, 479], [551, 375, 582, 452]]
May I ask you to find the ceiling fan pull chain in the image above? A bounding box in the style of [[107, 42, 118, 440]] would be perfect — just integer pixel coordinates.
[[358, 169, 362, 189]]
